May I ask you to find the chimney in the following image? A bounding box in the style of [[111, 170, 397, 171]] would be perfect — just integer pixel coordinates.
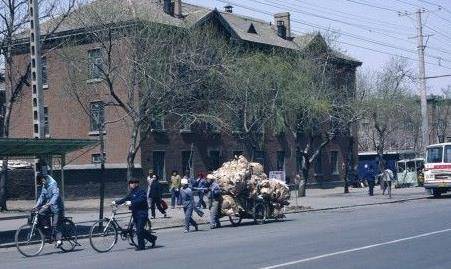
[[224, 5, 233, 13], [174, 0, 182, 18], [163, 0, 174, 16], [274, 12, 291, 39]]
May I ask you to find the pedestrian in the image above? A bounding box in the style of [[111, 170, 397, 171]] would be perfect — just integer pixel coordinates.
[[365, 165, 375, 196], [33, 172, 64, 248], [170, 170, 181, 208], [113, 178, 156, 251], [196, 172, 207, 209], [146, 169, 154, 208], [206, 174, 222, 229], [180, 177, 198, 233], [149, 174, 167, 219], [382, 167, 394, 198]]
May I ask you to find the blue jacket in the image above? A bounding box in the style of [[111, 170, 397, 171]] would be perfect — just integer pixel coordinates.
[[197, 178, 207, 193], [116, 187, 149, 218], [209, 182, 221, 201], [180, 187, 194, 209], [35, 175, 63, 214]]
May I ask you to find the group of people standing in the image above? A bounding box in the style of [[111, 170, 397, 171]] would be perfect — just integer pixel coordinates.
[[363, 164, 394, 197], [146, 169, 223, 233]]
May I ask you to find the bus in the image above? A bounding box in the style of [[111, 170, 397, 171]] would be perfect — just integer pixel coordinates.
[[424, 143, 451, 197], [396, 158, 424, 187]]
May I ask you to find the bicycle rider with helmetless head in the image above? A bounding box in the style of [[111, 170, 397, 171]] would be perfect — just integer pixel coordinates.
[[113, 178, 156, 251], [32, 172, 64, 248]]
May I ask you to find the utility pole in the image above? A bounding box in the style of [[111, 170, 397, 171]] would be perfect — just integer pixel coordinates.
[[29, 0, 46, 200], [416, 9, 429, 151]]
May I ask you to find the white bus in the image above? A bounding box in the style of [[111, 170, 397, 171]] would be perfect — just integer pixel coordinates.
[[396, 158, 424, 187], [424, 143, 451, 197]]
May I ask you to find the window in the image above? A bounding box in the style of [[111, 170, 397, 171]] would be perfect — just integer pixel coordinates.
[[397, 162, 406, 173], [182, 151, 193, 175], [90, 102, 104, 132], [44, 106, 49, 136], [209, 150, 221, 170], [88, 49, 103, 80], [180, 119, 192, 133], [426, 147, 443, 163], [330, 151, 339, 175], [233, 151, 244, 158], [253, 150, 265, 165], [153, 151, 165, 180], [445, 145, 451, 163], [406, 161, 415, 172], [276, 151, 285, 171], [41, 57, 48, 86], [151, 115, 165, 131], [314, 151, 322, 175], [91, 153, 102, 164]]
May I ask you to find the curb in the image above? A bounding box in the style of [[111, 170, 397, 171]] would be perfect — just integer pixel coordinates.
[[0, 195, 428, 249]]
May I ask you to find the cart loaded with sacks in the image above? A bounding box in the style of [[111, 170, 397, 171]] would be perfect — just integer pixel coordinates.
[[207, 155, 290, 226]]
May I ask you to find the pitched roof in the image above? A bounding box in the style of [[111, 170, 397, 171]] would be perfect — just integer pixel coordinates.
[[31, 0, 361, 65]]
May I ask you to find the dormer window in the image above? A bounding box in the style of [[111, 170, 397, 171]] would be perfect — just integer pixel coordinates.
[[247, 23, 257, 34]]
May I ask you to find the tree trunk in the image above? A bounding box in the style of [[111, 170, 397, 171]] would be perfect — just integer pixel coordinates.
[[298, 160, 309, 197], [127, 125, 139, 181], [343, 136, 354, 194], [0, 160, 8, 211]]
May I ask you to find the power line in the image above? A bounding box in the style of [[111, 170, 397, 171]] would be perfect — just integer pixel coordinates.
[[343, 0, 401, 13], [245, 0, 451, 63], [218, 0, 451, 70]]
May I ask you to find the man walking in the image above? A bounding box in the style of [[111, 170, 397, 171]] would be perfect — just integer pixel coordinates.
[[180, 177, 198, 233], [148, 174, 167, 219], [114, 178, 156, 250], [170, 170, 181, 208], [382, 167, 394, 198], [206, 175, 222, 229]]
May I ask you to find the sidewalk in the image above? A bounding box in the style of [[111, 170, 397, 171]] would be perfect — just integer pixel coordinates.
[[0, 186, 428, 247]]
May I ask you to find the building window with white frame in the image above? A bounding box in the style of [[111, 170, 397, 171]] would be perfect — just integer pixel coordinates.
[[42, 56, 48, 87], [88, 48, 103, 80], [90, 101, 104, 132]]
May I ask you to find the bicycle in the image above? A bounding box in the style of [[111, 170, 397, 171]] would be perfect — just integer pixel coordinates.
[[15, 210, 79, 257], [89, 204, 156, 253]]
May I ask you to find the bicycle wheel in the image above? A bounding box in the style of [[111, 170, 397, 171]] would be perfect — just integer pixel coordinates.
[[130, 219, 155, 248], [60, 218, 78, 252], [89, 219, 118, 253], [15, 224, 45, 257]]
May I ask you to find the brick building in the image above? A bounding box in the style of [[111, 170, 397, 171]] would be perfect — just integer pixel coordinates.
[[8, 0, 361, 196]]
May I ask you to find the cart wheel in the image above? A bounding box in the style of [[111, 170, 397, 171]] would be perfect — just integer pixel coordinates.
[[229, 215, 242, 227], [253, 203, 267, 225]]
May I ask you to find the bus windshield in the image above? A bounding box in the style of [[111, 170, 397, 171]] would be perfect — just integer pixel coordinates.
[[426, 147, 443, 163]]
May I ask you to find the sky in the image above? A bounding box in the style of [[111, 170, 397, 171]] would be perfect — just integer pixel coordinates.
[[185, 0, 451, 95]]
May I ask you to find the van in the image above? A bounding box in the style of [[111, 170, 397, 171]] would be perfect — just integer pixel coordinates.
[[424, 143, 451, 197]]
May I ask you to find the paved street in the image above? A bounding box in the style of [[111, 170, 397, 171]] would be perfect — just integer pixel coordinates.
[[1, 194, 451, 269]]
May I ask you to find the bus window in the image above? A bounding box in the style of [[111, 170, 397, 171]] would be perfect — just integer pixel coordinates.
[[407, 161, 415, 172], [397, 162, 406, 173], [427, 147, 443, 163], [445, 146, 451, 163]]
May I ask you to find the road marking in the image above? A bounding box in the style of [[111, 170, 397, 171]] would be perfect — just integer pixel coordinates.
[[260, 228, 451, 269]]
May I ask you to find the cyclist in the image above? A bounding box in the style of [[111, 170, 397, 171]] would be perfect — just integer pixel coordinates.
[[113, 178, 156, 251], [32, 172, 64, 248]]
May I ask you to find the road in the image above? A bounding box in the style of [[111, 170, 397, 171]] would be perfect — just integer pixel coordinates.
[[2, 196, 451, 269]]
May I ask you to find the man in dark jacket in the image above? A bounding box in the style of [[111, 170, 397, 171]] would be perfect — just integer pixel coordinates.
[[206, 175, 222, 229], [114, 178, 156, 250], [149, 175, 167, 219]]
